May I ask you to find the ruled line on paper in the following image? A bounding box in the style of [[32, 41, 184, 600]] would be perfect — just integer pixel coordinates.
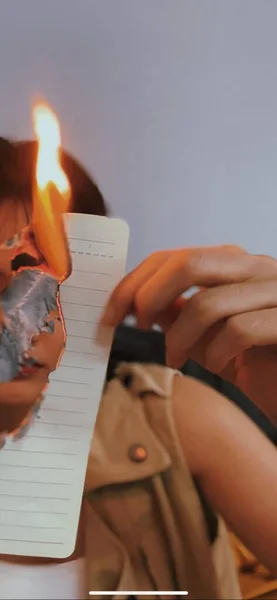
[[0, 494, 71, 501], [34, 421, 83, 428], [64, 349, 97, 357], [73, 268, 110, 276], [41, 394, 86, 415], [2, 524, 66, 530], [57, 364, 93, 371], [0, 478, 72, 486], [3, 449, 78, 456], [45, 393, 88, 400], [67, 334, 97, 341], [0, 214, 129, 559], [65, 317, 99, 324], [0, 539, 63, 545], [63, 284, 108, 293], [61, 300, 103, 308], [26, 435, 78, 442], [0, 464, 74, 471], [49, 378, 88, 386], [69, 237, 115, 245], [61, 290, 108, 307], [0, 508, 68, 515]]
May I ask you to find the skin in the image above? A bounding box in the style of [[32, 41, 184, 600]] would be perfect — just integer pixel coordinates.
[[172, 374, 277, 576], [101, 245, 277, 425], [0, 197, 66, 434]]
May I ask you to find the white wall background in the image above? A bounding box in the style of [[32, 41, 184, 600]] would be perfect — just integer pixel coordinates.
[[0, 0, 277, 268]]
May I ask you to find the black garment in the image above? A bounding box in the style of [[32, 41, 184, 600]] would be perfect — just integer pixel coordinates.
[[108, 324, 277, 443]]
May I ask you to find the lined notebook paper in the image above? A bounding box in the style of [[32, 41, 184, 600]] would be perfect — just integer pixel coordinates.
[[0, 214, 129, 559]]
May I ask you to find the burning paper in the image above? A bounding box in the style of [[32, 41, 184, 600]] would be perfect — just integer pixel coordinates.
[[32, 101, 71, 281], [0, 102, 70, 442]]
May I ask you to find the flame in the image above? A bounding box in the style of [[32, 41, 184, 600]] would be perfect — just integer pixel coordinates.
[[32, 101, 71, 280], [33, 102, 70, 208]]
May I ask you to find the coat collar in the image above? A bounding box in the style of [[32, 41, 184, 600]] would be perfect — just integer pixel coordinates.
[[85, 364, 177, 492]]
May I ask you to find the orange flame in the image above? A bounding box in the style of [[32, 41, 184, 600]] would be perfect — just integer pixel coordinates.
[[32, 101, 71, 280], [33, 102, 70, 209]]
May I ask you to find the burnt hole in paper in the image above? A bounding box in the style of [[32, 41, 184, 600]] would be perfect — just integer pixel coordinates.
[[0, 215, 68, 436]]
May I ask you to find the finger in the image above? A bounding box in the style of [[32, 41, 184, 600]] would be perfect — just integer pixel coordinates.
[[100, 251, 171, 326], [156, 291, 210, 334], [101, 246, 277, 330], [204, 307, 277, 373], [131, 249, 262, 331], [101, 247, 224, 327], [102, 246, 258, 329], [166, 279, 277, 368]]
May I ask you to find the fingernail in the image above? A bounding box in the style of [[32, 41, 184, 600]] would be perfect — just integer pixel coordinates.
[[100, 306, 116, 327]]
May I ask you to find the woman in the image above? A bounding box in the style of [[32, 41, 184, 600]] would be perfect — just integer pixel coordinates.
[[1, 137, 277, 597]]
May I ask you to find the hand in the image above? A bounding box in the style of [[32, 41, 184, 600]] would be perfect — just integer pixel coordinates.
[[101, 246, 277, 424]]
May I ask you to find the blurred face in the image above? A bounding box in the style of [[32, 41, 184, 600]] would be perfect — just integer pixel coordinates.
[[0, 197, 31, 291], [0, 196, 65, 439], [0, 196, 31, 242]]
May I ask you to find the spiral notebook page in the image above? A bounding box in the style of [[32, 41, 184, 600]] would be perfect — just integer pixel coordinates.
[[0, 214, 129, 559]]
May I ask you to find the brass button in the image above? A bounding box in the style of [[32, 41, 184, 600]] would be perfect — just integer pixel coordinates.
[[128, 444, 148, 463]]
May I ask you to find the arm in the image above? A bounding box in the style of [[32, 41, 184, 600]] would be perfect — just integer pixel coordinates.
[[172, 374, 277, 575]]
